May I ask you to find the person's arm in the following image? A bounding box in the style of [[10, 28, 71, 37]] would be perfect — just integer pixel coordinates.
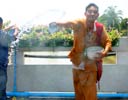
[[5, 24, 19, 37], [0, 25, 19, 47], [94, 26, 112, 61], [101, 26, 112, 57], [4, 25, 15, 31], [49, 20, 77, 34], [49, 19, 85, 67], [12, 25, 19, 37]]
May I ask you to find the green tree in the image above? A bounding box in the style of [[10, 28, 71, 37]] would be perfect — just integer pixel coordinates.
[[98, 6, 123, 30], [120, 18, 128, 30], [120, 18, 128, 36]]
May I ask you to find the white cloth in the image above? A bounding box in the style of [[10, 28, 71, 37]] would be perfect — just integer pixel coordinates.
[[72, 62, 85, 70]]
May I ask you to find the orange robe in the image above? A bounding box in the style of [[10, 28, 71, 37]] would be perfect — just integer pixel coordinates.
[[58, 18, 111, 100]]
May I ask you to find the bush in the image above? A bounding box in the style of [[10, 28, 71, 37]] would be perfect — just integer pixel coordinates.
[[108, 29, 123, 46], [18, 29, 73, 48]]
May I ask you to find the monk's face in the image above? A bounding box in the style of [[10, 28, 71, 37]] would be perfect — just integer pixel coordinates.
[[84, 6, 99, 22]]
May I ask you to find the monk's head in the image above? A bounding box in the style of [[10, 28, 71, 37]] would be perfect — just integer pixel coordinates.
[[84, 3, 99, 22]]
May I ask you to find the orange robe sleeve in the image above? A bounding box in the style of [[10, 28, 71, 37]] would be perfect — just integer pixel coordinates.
[[68, 33, 85, 66], [67, 19, 86, 66], [101, 26, 112, 55]]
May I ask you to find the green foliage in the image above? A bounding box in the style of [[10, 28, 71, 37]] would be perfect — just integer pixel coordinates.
[[108, 29, 123, 46], [44, 32, 73, 47], [18, 32, 41, 48], [120, 18, 128, 30], [18, 26, 73, 48], [119, 18, 128, 36], [120, 29, 128, 36]]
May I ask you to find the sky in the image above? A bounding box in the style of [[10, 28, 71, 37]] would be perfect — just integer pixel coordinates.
[[0, 0, 128, 27]]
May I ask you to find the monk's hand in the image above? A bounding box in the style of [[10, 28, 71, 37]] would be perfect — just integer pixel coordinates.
[[94, 51, 105, 61], [48, 22, 59, 33]]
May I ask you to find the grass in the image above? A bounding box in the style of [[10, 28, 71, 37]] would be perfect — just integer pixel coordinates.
[[103, 55, 116, 64]]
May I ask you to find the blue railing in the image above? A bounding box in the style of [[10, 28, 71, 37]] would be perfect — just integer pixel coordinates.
[[7, 91, 128, 98]]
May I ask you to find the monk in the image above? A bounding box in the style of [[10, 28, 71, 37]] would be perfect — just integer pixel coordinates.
[[49, 3, 111, 100]]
